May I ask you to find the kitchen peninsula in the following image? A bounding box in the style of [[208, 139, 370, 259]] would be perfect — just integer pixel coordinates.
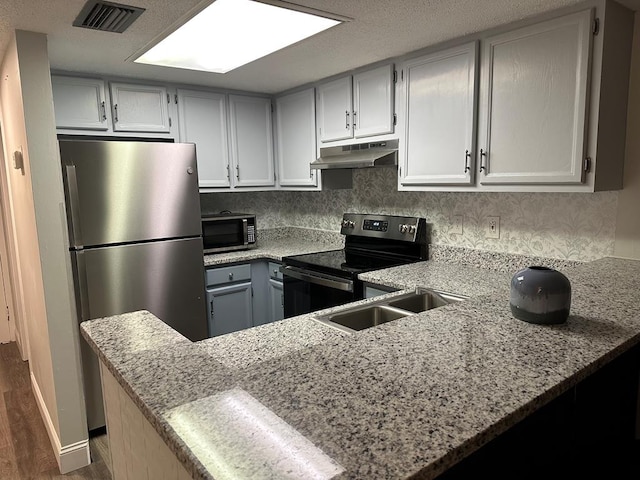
[[80, 232, 640, 479]]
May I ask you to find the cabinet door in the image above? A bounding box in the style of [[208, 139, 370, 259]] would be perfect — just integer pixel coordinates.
[[275, 88, 317, 187], [177, 89, 230, 188], [477, 10, 592, 185], [207, 282, 253, 337], [110, 82, 171, 133], [228, 95, 275, 187], [250, 261, 270, 327], [400, 43, 477, 186], [317, 76, 353, 142], [51, 76, 109, 130], [269, 279, 284, 323], [353, 64, 395, 138]]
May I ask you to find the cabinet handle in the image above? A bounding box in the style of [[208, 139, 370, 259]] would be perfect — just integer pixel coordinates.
[[236, 165, 240, 180], [114, 104, 119, 123], [352, 111, 357, 128], [345, 110, 350, 130], [228, 272, 234, 281], [464, 150, 471, 173], [226, 164, 230, 180], [273, 269, 279, 276], [100, 101, 106, 121], [210, 300, 214, 318], [479, 149, 487, 172]]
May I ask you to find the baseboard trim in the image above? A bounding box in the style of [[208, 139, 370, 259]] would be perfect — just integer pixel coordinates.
[[30, 372, 91, 474], [15, 333, 27, 361]]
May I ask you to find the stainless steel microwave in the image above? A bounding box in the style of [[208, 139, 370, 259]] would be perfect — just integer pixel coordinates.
[[202, 213, 256, 254]]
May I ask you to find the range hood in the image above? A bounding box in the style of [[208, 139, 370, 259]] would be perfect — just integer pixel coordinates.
[[311, 140, 398, 170]]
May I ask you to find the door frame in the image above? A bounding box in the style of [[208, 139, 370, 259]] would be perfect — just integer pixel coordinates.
[[0, 113, 29, 359]]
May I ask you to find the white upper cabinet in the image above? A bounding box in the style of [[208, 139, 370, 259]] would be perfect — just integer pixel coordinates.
[[477, 10, 592, 185], [228, 95, 275, 188], [51, 76, 109, 131], [353, 64, 395, 138], [177, 89, 230, 188], [399, 42, 478, 187], [110, 82, 171, 133], [317, 76, 352, 142], [317, 64, 394, 143], [275, 88, 318, 188]]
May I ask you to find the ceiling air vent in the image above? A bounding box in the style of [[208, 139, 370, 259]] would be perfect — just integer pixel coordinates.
[[73, 0, 145, 33]]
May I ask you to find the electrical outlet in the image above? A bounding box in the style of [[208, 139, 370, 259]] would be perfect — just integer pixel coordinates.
[[486, 216, 500, 239], [451, 215, 463, 235]]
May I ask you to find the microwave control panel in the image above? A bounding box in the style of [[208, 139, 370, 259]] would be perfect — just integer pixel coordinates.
[[248, 225, 255, 243]]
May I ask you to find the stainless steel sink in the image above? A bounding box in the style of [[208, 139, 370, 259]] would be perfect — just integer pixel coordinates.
[[387, 290, 464, 313], [316, 305, 408, 332], [314, 288, 465, 333]]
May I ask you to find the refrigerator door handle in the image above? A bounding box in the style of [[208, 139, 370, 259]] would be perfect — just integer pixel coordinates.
[[242, 218, 248, 246], [71, 250, 91, 322], [63, 164, 84, 248]]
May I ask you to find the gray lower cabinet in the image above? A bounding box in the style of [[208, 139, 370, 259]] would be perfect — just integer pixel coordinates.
[[251, 261, 271, 327], [206, 282, 253, 336], [205, 260, 283, 336], [254, 261, 284, 325], [206, 264, 253, 337], [268, 261, 283, 323], [269, 278, 284, 322]]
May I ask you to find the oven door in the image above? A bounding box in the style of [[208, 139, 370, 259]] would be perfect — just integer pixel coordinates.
[[282, 266, 361, 317]]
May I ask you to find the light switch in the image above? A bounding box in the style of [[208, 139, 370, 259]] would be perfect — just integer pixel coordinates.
[[13, 147, 23, 170]]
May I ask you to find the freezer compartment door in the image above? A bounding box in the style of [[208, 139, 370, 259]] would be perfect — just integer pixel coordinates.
[[72, 237, 208, 341], [60, 140, 201, 247]]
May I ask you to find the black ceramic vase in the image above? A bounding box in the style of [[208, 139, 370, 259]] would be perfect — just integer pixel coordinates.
[[510, 266, 571, 325]]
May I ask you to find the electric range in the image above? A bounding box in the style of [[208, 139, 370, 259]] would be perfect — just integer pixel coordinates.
[[281, 213, 428, 317]]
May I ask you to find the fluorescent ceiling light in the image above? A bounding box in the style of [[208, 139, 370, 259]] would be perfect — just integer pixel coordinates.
[[135, 0, 342, 73]]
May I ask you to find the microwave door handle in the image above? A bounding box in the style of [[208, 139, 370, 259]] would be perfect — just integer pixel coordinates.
[[242, 218, 248, 246]]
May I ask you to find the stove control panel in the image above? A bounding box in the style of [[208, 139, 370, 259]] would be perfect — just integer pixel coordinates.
[[363, 219, 388, 232], [340, 213, 427, 244], [341, 219, 355, 229], [399, 224, 417, 234]]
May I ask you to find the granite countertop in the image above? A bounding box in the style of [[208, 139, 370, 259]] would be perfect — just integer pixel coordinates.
[[203, 228, 344, 266], [81, 240, 640, 479]]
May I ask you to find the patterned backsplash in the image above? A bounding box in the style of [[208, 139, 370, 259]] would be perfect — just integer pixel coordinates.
[[201, 167, 618, 261]]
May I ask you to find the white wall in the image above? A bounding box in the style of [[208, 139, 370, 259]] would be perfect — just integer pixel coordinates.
[[0, 32, 57, 427], [0, 30, 89, 471]]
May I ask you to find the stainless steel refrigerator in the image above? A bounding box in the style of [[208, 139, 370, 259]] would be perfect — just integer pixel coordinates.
[[60, 139, 208, 430]]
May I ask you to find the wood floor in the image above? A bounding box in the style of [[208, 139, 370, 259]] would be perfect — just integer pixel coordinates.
[[0, 342, 112, 479]]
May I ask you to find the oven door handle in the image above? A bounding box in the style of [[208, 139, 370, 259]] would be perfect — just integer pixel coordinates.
[[280, 266, 354, 292]]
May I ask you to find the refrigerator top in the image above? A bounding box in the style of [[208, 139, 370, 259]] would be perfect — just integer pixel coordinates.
[[60, 140, 202, 248]]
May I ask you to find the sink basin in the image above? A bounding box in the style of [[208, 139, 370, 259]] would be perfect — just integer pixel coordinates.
[[314, 288, 466, 333], [387, 290, 463, 313], [317, 305, 408, 332]]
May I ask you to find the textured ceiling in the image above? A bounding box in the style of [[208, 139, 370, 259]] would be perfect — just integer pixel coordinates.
[[0, 0, 638, 94]]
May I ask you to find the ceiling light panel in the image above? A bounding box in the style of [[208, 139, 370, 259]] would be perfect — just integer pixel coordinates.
[[135, 0, 342, 73]]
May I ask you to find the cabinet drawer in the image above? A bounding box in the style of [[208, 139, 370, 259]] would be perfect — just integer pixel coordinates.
[[206, 264, 251, 286], [268, 262, 283, 280]]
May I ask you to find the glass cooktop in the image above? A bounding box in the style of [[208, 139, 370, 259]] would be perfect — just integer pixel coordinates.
[[282, 249, 416, 278]]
